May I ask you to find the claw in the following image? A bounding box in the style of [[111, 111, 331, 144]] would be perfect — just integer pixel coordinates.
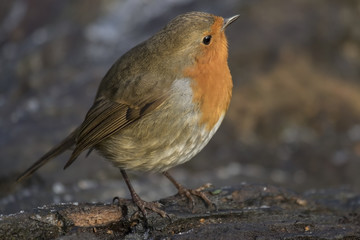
[[112, 196, 120, 205], [163, 171, 215, 211], [134, 199, 168, 218], [179, 187, 214, 210]]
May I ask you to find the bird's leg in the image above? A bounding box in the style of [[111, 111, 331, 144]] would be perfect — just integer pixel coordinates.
[[163, 171, 214, 209], [120, 169, 167, 218]]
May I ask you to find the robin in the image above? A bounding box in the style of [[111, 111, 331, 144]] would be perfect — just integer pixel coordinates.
[[17, 12, 239, 218]]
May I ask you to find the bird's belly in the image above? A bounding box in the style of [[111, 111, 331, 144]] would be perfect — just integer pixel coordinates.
[[97, 113, 224, 172], [95, 78, 224, 172]]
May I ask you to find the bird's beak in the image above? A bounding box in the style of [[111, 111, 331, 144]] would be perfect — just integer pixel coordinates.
[[222, 14, 240, 31]]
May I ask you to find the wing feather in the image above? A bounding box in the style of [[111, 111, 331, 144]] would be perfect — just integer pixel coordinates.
[[63, 97, 165, 169]]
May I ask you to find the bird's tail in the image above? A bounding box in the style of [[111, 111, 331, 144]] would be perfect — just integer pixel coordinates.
[[16, 130, 77, 182]]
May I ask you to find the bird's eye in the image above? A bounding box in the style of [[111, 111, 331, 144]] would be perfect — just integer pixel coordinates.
[[202, 35, 212, 45]]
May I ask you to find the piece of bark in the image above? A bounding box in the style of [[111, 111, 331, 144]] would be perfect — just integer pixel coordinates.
[[1, 184, 359, 239]]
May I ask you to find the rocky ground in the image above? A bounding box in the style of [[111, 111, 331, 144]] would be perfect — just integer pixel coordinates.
[[1, 183, 360, 239]]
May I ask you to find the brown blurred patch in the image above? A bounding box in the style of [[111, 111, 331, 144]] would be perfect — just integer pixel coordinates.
[[229, 53, 360, 143]]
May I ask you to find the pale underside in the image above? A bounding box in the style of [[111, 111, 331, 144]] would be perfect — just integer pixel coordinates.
[[95, 78, 225, 172]]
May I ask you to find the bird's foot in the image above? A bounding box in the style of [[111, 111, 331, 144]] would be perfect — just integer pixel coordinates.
[[130, 190, 168, 219], [120, 169, 169, 219], [163, 171, 216, 211], [176, 183, 216, 210]]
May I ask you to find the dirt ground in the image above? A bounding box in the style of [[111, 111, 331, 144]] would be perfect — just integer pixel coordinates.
[[1, 184, 360, 239]]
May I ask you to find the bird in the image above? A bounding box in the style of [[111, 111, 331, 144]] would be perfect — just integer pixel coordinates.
[[17, 11, 239, 218]]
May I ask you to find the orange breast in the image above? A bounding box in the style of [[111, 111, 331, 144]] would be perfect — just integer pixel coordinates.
[[184, 17, 233, 131]]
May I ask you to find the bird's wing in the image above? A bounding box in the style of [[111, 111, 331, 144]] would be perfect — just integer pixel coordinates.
[[17, 39, 175, 180], [63, 95, 166, 169]]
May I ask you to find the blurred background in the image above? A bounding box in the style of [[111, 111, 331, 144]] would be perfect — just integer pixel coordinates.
[[1, 0, 359, 214]]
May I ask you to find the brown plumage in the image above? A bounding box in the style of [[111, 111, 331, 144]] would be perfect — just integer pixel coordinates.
[[17, 12, 239, 218]]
